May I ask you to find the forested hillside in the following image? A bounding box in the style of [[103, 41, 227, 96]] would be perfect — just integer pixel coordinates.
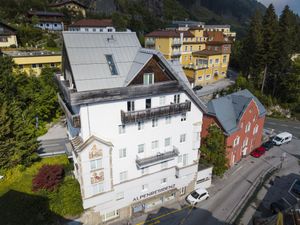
[[0, 0, 266, 37]]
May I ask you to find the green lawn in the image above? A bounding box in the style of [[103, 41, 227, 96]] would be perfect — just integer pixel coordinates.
[[0, 155, 83, 225]]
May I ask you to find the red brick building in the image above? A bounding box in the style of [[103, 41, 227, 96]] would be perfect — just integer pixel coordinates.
[[201, 89, 266, 167]]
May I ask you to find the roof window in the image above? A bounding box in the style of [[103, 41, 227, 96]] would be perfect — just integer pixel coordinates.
[[105, 54, 118, 75]]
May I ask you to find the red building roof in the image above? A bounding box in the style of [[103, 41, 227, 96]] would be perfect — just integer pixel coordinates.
[[69, 19, 113, 28]]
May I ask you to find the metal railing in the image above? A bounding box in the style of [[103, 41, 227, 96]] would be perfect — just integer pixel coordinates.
[[225, 164, 280, 224], [57, 94, 81, 128], [136, 147, 179, 169], [121, 100, 191, 124]]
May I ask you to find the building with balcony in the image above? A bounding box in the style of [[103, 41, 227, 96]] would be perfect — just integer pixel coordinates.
[[27, 10, 65, 31], [2, 50, 62, 76], [145, 22, 233, 86], [58, 30, 210, 223], [0, 21, 18, 48], [68, 19, 116, 32], [201, 89, 266, 167], [49, 0, 87, 18]]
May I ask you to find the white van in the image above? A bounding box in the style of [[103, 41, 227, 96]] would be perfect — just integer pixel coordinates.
[[272, 132, 292, 146]]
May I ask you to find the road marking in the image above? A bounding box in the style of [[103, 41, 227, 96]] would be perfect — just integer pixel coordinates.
[[135, 205, 192, 225], [231, 165, 244, 175]]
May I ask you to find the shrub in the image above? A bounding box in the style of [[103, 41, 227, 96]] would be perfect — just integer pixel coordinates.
[[32, 164, 64, 192]]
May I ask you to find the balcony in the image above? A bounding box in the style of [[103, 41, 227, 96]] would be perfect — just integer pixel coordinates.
[[136, 147, 179, 169], [171, 51, 181, 57], [57, 94, 81, 128], [145, 39, 155, 47], [171, 40, 182, 47], [121, 100, 191, 124]]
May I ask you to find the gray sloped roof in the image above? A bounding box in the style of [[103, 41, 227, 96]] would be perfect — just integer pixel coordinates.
[[62, 31, 207, 112], [207, 89, 266, 134], [63, 31, 141, 92]]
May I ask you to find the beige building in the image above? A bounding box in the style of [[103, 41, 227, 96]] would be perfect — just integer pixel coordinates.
[[0, 21, 18, 48], [3, 50, 61, 76]]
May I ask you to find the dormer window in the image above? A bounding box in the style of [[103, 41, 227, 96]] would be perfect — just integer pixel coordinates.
[[143, 73, 154, 85], [105, 54, 118, 75]]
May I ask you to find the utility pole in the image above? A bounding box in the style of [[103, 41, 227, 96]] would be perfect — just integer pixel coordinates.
[[261, 65, 267, 94]]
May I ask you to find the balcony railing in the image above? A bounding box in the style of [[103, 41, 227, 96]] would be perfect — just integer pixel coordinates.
[[171, 40, 182, 46], [57, 94, 81, 128], [171, 51, 181, 57], [136, 147, 179, 169], [145, 39, 155, 46], [121, 100, 191, 124]]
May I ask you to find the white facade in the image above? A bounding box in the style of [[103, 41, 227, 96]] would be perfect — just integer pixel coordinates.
[[59, 31, 211, 223], [68, 26, 116, 32], [68, 92, 203, 219]]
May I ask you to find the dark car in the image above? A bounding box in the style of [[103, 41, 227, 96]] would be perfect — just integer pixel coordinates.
[[270, 199, 291, 214], [250, 146, 266, 158], [262, 140, 274, 151], [291, 180, 300, 198], [193, 85, 203, 91]]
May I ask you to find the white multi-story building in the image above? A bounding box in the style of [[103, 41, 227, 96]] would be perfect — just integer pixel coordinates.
[[57, 31, 211, 223], [68, 19, 116, 32]]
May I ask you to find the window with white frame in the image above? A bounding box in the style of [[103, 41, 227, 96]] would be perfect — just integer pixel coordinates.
[[233, 136, 240, 147], [245, 122, 251, 133], [215, 58, 219, 64], [92, 183, 104, 195], [141, 167, 149, 175], [152, 118, 158, 127], [198, 76, 203, 80], [243, 138, 248, 148], [116, 192, 124, 200], [174, 94, 180, 104], [138, 144, 145, 153], [159, 96, 166, 106], [180, 134, 186, 143], [161, 161, 168, 169], [119, 171, 128, 182], [183, 154, 188, 166], [165, 116, 171, 124], [143, 73, 154, 85], [181, 113, 187, 121], [152, 140, 159, 149], [137, 121, 144, 130], [118, 125, 125, 134], [253, 124, 259, 134], [206, 74, 211, 80], [223, 55, 227, 64], [180, 186, 186, 195], [101, 210, 120, 222], [164, 137, 171, 147], [119, 148, 126, 158], [142, 184, 148, 191], [90, 159, 102, 171], [161, 178, 167, 185]]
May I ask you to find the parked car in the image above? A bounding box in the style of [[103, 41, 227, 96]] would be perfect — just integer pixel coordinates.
[[250, 147, 266, 158], [270, 198, 291, 214], [272, 132, 292, 146], [192, 85, 203, 91], [186, 188, 209, 206], [262, 140, 274, 151], [291, 180, 300, 198]]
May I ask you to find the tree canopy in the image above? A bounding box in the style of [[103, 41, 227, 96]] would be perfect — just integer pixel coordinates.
[[0, 56, 60, 169]]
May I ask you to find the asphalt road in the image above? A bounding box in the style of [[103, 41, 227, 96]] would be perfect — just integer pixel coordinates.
[[264, 117, 300, 139], [133, 118, 300, 225]]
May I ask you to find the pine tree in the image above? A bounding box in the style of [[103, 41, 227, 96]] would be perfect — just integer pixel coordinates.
[[262, 4, 280, 96], [0, 102, 15, 168], [243, 11, 264, 87]]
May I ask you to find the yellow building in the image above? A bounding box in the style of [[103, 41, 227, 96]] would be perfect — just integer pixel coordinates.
[[49, 0, 87, 18], [145, 25, 232, 86], [3, 50, 62, 76], [0, 21, 18, 48]]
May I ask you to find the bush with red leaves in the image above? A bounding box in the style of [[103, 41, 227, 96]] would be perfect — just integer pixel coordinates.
[[32, 164, 65, 192]]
